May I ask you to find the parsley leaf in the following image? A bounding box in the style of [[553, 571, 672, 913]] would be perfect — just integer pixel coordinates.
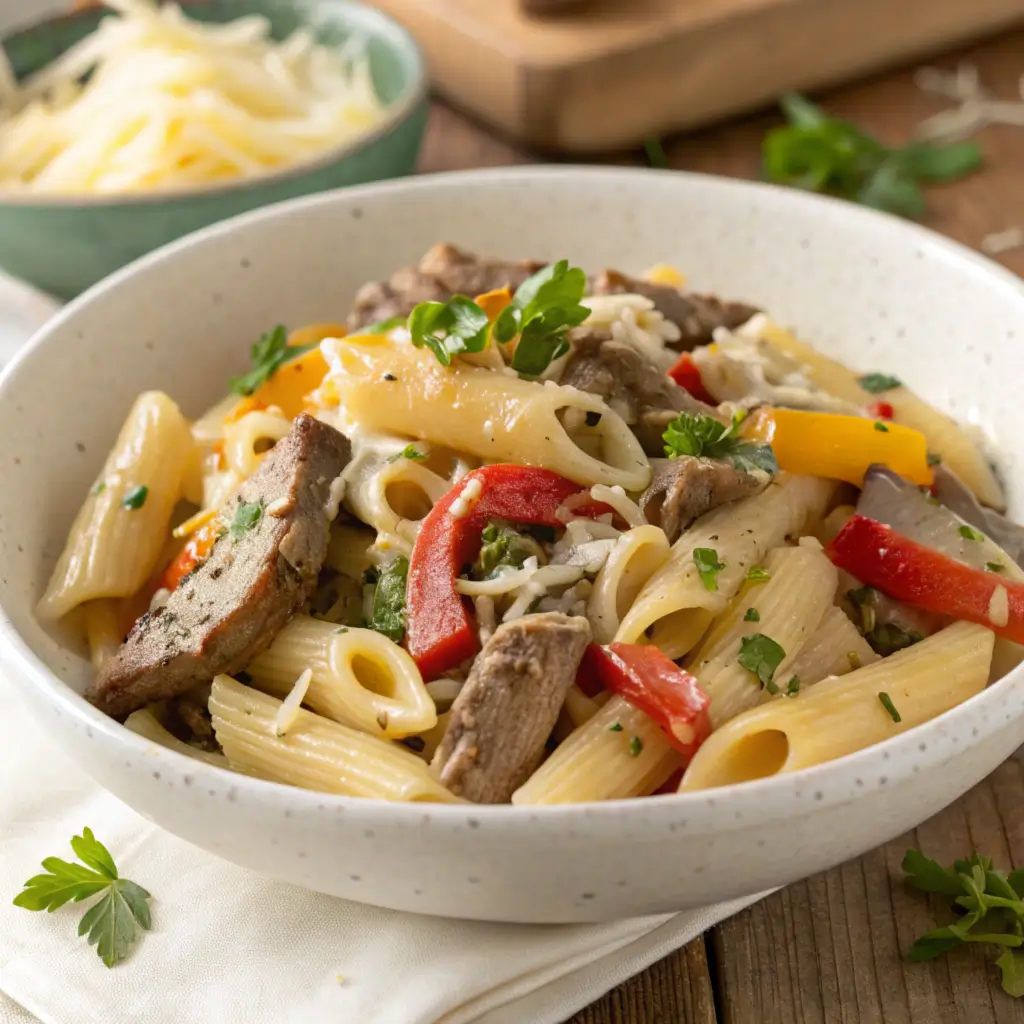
[[229, 325, 316, 396], [13, 827, 151, 967], [353, 315, 408, 336], [874, 421, 889, 432], [997, 950, 1024, 998], [763, 93, 982, 218], [746, 565, 771, 582], [477, 523, 539, 579], [229, 500, 264, 541], [493, 261, 591, 377], [744, 607, 760, 622], [663, 412, 778, 474], [988, 562, 1006, 573], [959, 524, 986, 542], [786, 675, 800, 696], [121, 485, 147, 511], [878, 691, 902, 722], [367, 556, 408, 643], [387, 445, 426, 464], [693, 547, 725, 591], [858, 372, 903, 393], [409, 296, 490, 366], [867, 622, 923, 657], [737, 633, 786, 687], [628, 736, 643, 757], [608, 722, 623, 732]]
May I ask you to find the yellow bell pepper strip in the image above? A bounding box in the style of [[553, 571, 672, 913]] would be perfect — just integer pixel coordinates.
[[743, 407, 934, 487], [245, 325, 344, 418], [644, 263, 687, 288], [473, 287, 513, 322]]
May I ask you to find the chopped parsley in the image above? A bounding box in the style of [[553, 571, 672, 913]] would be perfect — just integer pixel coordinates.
[[644, 138, 670, 168], [229, 324, 316, 396], [786, 675, 801, 696], [874, 421, 890, 433], [868, 622, 923, 657], [927, 453, 943, 466], [367, 556, 409, 644], [477, 523, 540, 579], [494, 260, 591, 376], [746, 565, 771, 583], [229, 500, 264, 540], [121, 485, 148, 510], [409, 295, 491, 366], [608, 722, 624, 732], [628, 736, 643, 757], [663, 411, 778, 474], [987, 562, 1006, 573], [858, 372, 903, 393], [693, 547, 725, 591], [91, 480, 106, 496], [352, 315, 408, 336], [878, 691, 902, 723], [744, 607, 761, 622], [387, 445, 426, 464], [959, 524, 985, 542], [738, 633, 786, 688]]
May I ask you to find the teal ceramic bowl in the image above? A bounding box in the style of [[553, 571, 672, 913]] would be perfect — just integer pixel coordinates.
[[0, 0, 427, 300]]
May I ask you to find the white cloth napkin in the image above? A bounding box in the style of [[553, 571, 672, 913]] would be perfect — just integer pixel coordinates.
[[0, 271, 765, 1023]]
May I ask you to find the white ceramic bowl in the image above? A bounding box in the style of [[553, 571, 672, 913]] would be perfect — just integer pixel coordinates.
[[3, 167, 1024, 924]]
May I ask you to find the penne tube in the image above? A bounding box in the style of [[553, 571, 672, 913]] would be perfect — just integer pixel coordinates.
[[210, 675, 459, 803], [124, 709, 231, 770], [322, 334, 651, 491], [221, 408, 292, 479], [615, 474, 833, 658], [780, 604, 878, 691], [38, 391, 193, 620], [246, 617, 436, 739], [681, 621, 994, 791]]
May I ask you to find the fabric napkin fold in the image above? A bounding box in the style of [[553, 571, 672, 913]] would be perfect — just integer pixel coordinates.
[[0, 272, 765, 1023]]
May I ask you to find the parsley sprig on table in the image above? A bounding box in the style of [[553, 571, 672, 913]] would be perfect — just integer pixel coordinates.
[[663, 411, 779, 474], [14, 827, 152, 968], [904, 849, 1024, 997], [763, 93, 982, 218], [229, 324, 316, 396]]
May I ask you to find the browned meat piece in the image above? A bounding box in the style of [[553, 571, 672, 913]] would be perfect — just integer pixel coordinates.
[[640, 456, 769, 542], [590, 269, 758, 350], [560, 329, 719, 455], [88, 414, 351, 717], [348, 243, 545, 329], [435, 612, 591, 803]]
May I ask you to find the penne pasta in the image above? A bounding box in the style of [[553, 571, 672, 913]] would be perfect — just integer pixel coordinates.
[[38, 391, 193, 620], [246, 617, 437, 739], [681, 621, 994, 790], [209, 675, 460, 802], [615, 475, 833, 658], [124, 709, 232, 770], [780, 604, 878, 690], [221, 408, 292, 480]]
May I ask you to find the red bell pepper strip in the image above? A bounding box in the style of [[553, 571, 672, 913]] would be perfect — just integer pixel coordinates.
[[667, 352, 717, 405], [158, 522, 220, 593], [866, 401, 894, 421], [827, 514, 1024, 644], [406, 465, 615, 680], [580, 642, 712, 759]]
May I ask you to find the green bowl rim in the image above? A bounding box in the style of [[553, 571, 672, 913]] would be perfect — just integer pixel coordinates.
[[0, 0, 428, 208]]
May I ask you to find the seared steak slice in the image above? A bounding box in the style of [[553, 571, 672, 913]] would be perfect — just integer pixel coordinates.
[[561, 329, 718, 455], [435, 612, 591, 803], [348, 243, 545, 330], [590, 269, 758, 349], [640, 456, 769, 542], [88, 414, 351, 717]]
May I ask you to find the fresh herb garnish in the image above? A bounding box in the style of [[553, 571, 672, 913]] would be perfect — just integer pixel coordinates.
[[229, 500, 264, 541], [387, 445, 426, 464], [874, 421, 889, 433], [409, 295, 491, 366], [628, 736, 643, 757], [903, 848, 1024, 998], [786, 675, 801, 696], [608, 722, 623, 732], [763, 93, 982, 218], [867, 621, 923, 657], [477, 523, 539, 579], [494, 261, 591, 376], [662, 411, 779, 474], [746, 565, 771, 583], [229, 325, 315, 396], [353, 315, 408, 336], [878, 691, 902, 722], [13, 827, 151, 968], [644, 138, 670, 168], [858, 372, 903, 393], [959, 524, 986, 542], [988, 561, 1006, 573], [121, 485, 148, 511], [927, 453, 943, 466], [91, 480, 106, 496], [693, 547, 726, 591], [744, 607, 760, 622], [738, 633, 786, 688], [367, 556, 409, 643]]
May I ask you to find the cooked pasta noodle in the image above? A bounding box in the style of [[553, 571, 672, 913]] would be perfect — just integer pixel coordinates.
[[781, 605, 878, 689], [124, 709, 231, 769]]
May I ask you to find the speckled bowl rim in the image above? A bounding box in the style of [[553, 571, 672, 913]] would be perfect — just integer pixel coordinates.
[[4, 165, 1024, 836], [0, 0, 427, 208]]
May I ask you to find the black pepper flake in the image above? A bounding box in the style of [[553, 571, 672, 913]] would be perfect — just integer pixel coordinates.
[[382, 372, 397, 381]]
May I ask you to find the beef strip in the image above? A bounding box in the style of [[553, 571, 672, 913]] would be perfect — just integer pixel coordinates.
[[590, 269, 758, 349], [560, 329, 719, 455], [87, 414, 351, 717], [434, 612, 591, 803], [640, 456, 769, 542], [348, 243, 545, 330]]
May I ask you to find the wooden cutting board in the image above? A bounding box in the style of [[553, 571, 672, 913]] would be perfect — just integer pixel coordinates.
[[371, 0, 1024, 153]]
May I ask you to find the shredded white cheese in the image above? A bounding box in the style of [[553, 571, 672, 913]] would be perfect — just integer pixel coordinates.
[[456, 559, 538, 597], [449, 476, 484, 520], [989, 585, 1010, 628], [581, 293, 681, 370], [914, 64, 1024, 142], [474, 594, 497, 646], [425, 676, 464, 712], [324, 475, 347, 521], [273, 668, 313, 737]]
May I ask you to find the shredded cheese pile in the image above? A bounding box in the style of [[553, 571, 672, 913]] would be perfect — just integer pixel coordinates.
[[0, 0, 388, 193]]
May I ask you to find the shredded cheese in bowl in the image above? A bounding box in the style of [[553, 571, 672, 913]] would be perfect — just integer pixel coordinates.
[[0, 0, 389, 194]]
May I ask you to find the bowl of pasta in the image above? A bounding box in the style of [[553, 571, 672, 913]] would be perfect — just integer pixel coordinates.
[[3, 165, 1024, 924], [0, 0, 427, 300]]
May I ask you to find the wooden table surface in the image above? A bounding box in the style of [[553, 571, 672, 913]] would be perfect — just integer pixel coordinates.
[[419, 26, 1024, 1024]]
